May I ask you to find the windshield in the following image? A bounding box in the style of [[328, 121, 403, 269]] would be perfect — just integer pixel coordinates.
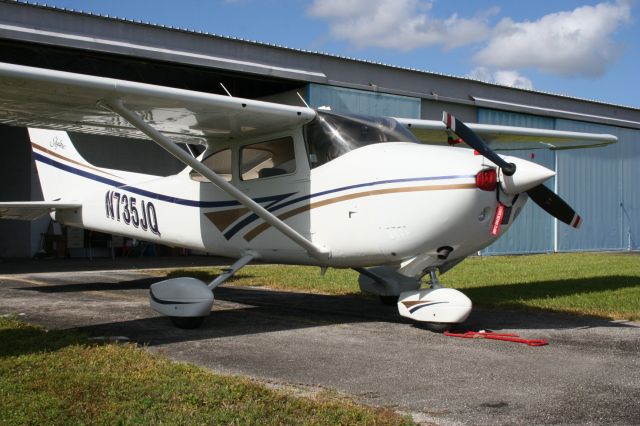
[[303, 111, 418, 169]]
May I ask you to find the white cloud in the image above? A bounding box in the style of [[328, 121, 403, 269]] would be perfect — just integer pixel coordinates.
[[493, 70, 534, 90], [467, 67, 534, 90], [474, 0, 631, 78], [307, 0, 494, 51], [467, 66, 492, 82]]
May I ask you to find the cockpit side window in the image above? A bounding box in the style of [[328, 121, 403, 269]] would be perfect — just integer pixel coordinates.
[[240, 137, 296, 181], [190, 148, 232, 182], [303, 111, 418, 169]]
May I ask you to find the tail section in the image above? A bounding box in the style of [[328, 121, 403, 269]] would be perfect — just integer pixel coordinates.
[[28, 129, 127, 201], [29, 128, 89, 169]]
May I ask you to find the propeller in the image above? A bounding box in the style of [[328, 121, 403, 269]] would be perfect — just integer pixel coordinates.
[[526, 184, 582, 228], [442, 111, 582, 229], [443, 112, 517, 176]]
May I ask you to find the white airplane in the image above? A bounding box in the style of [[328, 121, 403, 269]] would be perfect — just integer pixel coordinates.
[[0, 62, 616, 330]]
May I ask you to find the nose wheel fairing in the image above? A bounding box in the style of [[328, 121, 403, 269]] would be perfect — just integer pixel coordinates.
[[356, 265, 472, 330], [397, 288, 472, 327]]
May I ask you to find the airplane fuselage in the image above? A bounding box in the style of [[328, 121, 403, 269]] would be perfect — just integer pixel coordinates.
[[42, 126, 525, 271]]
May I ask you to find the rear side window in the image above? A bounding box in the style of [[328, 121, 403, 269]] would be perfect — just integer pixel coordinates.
[[190, 149, 232, 182], [240, 137, 296, 181]]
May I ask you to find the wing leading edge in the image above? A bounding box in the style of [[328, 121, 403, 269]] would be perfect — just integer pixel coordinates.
[[395, 117, 617, 150], [0, 62, 316, 145], [0, 62, 616, 150]]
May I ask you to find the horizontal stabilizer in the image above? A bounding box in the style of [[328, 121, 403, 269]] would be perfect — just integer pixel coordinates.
[[0, 201, 81, 220]]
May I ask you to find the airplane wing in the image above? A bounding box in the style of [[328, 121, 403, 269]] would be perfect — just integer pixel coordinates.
[[0, 62, 328, 259], [0, 201, 81, 220], [395, 117, 617, 150], [0, 61, 614, 151], [0, 62, 316, 146]]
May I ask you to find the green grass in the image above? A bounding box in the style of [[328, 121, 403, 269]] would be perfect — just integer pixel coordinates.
[[164, 252, 640, 321], [166, 265, 361, 295], [441, 253, 640, 320], [0, 316, 413, 425]]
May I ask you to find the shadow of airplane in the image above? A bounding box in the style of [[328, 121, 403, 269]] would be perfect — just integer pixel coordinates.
[[12, 272, 638, 351], [0, 255, 235, 275]]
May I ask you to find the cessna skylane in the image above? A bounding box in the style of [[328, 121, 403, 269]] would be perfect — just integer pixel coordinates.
[[0, 62, 616, 329]]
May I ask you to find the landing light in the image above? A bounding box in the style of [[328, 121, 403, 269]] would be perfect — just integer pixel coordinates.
[[476, 169, 497, 191]]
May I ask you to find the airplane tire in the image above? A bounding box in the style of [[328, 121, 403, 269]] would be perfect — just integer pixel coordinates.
[[379, 295, 399, 306], [170, 316, 206, 329], [419, 322, 452, 333]]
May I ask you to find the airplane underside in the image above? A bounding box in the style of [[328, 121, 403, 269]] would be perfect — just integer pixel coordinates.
[[148, 253, 473, 331]]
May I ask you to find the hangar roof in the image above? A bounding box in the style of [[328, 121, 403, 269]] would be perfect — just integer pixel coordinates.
[[1, 0, 639, 129]]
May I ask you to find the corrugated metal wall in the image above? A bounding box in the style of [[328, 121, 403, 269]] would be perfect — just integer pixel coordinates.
[[621, 127, 640, 250], [307, 84, 421, 118], [480, 108, 640, 253], [555, 119, 639, 251]]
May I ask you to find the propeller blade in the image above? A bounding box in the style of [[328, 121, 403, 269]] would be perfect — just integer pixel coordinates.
[[527, 184, 582, 228], [441, 111, 582, 229], [442, 111, 516, 176]]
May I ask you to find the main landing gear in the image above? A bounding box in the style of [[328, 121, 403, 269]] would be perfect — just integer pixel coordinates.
[[149, 253, 254, 329]]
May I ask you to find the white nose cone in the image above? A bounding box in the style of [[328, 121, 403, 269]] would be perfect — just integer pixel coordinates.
[[499, 156, 556, 195]]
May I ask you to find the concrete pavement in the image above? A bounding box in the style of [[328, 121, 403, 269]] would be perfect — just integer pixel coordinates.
[[0, 265, 638, 425]]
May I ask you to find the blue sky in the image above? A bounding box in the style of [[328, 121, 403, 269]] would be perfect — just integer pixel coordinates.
[[30, 0, 639, 108]]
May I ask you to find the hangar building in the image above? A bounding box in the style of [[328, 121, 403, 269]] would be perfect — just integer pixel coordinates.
[[0, 0, 638, 258]]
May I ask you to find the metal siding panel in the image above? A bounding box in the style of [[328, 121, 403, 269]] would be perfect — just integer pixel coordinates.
[[307, 84, 420, 118], [479, 109, 555, 129], [555, 119, 624, 251], [621, 127, 640, 249], [478, 109, 555, 254], [422, 100, 477, 122]]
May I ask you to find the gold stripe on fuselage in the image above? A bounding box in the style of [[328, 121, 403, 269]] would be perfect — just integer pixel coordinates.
[[243, 182, 476, 241], [205, 207, 251, 232], [32, 143, 122, 179]]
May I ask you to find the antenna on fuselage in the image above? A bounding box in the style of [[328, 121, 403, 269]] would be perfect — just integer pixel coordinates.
[[220, 83, 232, 97], [296, 92, 311, 109]]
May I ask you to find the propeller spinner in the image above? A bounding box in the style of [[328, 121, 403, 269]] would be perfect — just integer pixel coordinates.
[[442, 111, 582, 229]]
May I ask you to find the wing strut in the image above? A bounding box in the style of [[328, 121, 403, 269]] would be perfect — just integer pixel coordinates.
[[104, 100, 330, 261]]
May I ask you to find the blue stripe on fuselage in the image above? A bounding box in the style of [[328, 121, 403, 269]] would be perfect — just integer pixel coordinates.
[[34, 152, 292, 208], [35, 151, 475, 239], [409, 301, 448, 314]]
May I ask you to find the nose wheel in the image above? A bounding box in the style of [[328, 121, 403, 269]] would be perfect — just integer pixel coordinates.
[[379, 295, 400, 306], [418, 322, 453, 333]]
